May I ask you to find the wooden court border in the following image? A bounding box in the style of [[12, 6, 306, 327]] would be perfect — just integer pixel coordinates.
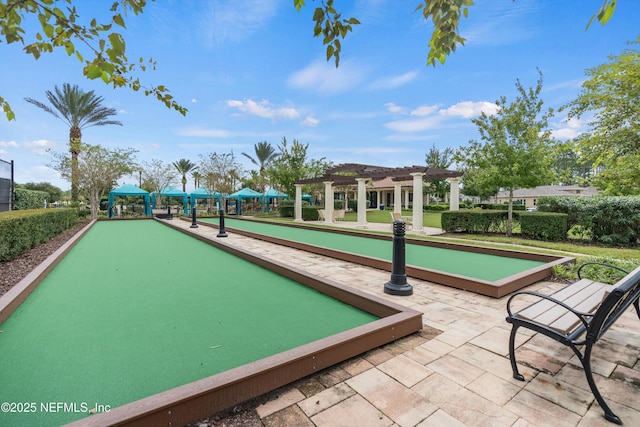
[[0, 218, 422, 426], [190, 216, 574, 298]]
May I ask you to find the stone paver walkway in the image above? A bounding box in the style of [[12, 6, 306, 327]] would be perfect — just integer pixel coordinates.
[[170, 219, 640, 427]]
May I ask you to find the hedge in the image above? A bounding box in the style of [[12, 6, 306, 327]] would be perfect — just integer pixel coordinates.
[[0, 208, 79, 261], [441, 210, 568, 241], [519, 212, 567, 242], [441, 210, 510, 234], [13, 188, 48, 210], [538, 195, 640, 246]]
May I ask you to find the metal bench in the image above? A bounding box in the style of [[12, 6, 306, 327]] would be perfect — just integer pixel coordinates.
[[506, 263, 640, 424]]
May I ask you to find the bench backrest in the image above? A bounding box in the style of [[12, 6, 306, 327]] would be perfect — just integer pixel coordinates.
[[588, 266, 640, 342]]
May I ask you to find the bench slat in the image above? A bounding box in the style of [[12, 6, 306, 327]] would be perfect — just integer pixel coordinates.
[[518, 279, 595, 319], [518, 280, 609, 333], [549, 287, 611, 333]]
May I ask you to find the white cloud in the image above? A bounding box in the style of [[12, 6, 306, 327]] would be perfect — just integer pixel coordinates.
[[301, 115, 319, 127], [226, 99, 300, 121], [369, 71, 419, 90], [287, 60, 366, 95], [177, 127, 232, 138], [22, 139, 56, 156], [385, 115, 444, 133], [438, 101, 499, 118], [191, 98, 198, 103], [411, 105, 439, 117], [550, 116, 584, 140], [203, 0, 279, 45], [0, 140, 19, 148], [385, 102, 406, 114]]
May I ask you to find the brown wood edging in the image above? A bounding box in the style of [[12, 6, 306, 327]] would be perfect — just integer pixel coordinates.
[[0, 219, 96, 325], [186, 217, 574, 298], [58, 218, 422, 426]]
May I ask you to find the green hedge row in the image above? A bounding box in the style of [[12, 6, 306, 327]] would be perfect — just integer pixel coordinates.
[[519, 212, 567, 242], [441, 210, 568, 241], [13, 188, 48, 210], [0, 208, 79, 262], [477, 203, 526, 211], [278, 205, 322, 220], [538, 196, 640, 246]]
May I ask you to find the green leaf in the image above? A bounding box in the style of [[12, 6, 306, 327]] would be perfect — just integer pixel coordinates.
[[113, 13, 125, 28], [64, 42, 74, 56], [293, 0, 305, 12], [86, 64, 102, 79], [108, 32, 126, 56]]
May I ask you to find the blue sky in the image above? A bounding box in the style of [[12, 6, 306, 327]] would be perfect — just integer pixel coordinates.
[[1, 0, 638, 191]]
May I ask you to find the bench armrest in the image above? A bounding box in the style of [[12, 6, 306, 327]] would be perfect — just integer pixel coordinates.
[[506, 290, 594, 331], [578, 262, 629, 280]]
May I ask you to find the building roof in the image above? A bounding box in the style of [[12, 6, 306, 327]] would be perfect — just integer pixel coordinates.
[[496, 185, 600, 198]]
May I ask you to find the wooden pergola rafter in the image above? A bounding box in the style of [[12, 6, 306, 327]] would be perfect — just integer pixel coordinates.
[[295, 164, 462, 186]]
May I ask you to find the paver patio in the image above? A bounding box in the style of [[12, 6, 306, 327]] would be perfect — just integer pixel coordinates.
[[171, 219, 640, 427]]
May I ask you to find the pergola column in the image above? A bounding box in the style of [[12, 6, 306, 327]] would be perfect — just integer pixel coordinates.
[[449, 177, 460, 211], [294, 184, 303, 222], [411, 172, 424, 233], [376, 190, 382, 209], [393, 183, 402, 215], [356, 178, 368, 228], [323, 181, 334, 224]]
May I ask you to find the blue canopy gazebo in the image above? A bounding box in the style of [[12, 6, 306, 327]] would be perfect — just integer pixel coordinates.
[[263, 189, 289, 212], [107, 184, 151, 218], [151, 187, 189, 214], [227, 188, 263, 215], [189, 188, 222, 211]]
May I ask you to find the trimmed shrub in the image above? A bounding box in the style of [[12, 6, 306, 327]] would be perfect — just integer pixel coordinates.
[[441, 210, 510, 234], [477, 203, 525, 211], [519, 212, 568, 241], [13, 188, 48, 210], [0, 208, 79, 261], [424, 203, 449, 211], [538, 195, 640, 246]]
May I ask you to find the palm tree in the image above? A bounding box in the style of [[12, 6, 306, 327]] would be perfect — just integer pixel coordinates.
[[241, 141, 280, 193], [173, 158, 197, 192], [25, 83, 122, 202], [191, 170, 203, 190]]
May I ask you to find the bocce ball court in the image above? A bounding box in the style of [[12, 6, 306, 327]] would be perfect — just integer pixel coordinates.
[[0, 219, 421, 426], [196, 216, 573, 298]]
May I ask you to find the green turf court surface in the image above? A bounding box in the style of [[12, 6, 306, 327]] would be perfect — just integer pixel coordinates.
[[0, 220, 377, 426], [204, 218, 546, 282]]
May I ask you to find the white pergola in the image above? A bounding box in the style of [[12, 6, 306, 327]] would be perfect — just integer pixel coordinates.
[[294, 164, 463, 234]]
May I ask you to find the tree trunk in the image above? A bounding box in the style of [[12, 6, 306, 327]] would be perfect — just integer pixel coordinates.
[[507, 188, 514, 237], [69, 126, 82, 202]]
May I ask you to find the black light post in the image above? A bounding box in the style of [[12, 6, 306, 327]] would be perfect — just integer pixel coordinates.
[[217, 209, 228, 237], [384, 220, 413, 296], [167, 206, 172, 220], [190, 206, 198, 228]]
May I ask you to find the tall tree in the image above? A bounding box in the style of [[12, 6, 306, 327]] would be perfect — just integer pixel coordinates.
[[172, 158, 197, 192], [425, 144, 455, 201], [241, 141, 280, 193], [141, 159, 175, 208], [267, 137, 331, 198], [191, 170, 202, 190], [562, 37, 640, 194], [50, 144, 138, 219], [199, 152, 243, 211], [25, 83, 122, 202], [455, 70, 557, 235]]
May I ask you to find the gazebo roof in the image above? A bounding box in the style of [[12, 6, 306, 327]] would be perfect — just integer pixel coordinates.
[[295, 163, 463, 186]]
